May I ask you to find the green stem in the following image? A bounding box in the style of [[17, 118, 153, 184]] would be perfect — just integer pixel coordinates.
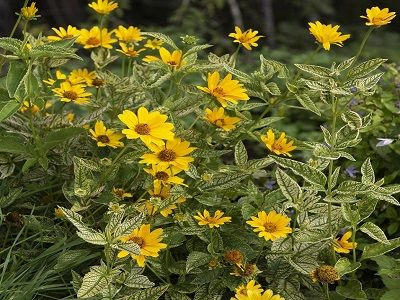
[[324, 283, 330, 300], [346, 27, 374, 77]]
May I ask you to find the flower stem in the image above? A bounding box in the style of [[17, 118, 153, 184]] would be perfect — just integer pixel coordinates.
[[346, 27, 374, 76]]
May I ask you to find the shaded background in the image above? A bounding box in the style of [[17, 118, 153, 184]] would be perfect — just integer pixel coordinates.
[[1, 0, 399, 62]]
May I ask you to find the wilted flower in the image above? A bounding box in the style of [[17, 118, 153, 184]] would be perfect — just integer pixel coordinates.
[[311, 265, 340, 284]]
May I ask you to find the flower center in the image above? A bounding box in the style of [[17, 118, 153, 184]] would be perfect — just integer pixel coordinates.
[[97, 135, 110, 143], [135, 123, 151, 135], [131, 236, 145, 248], [212, 87, 226, 98], [272, 142, 284, 151], [263, 222, 277, 232], [63, 91, 78, 100], [214, 119, 225, 127], [114, 188, 125, 197], [127, 50, 139, 57], [167, 60, 178, 66], [206, 217, 219, 224], [155, 171, 169, 181], [86, 37, 100, 46], [158, 149, 176, 162]]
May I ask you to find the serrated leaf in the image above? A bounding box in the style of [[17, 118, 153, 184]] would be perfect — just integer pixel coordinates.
[[252, 117, 284, 130], [186, 252, 211, 273], [335, 257, 361, 276], [234, 141, 248, 166], [124, 274, 155, 288], [295, 94, 321, 116], [77, 265, 110, 298], [197, 173, 248, 191], [348, 58, 387, 79], [294, 64, 331, 78], [354, 72, 384, 90], [361, 237, 400, 260], [260, 55, 289, 78], [302, 79, 330, 91], [30, 44, 81, 60], [129, 284, 169, 300], [342, 203, 360, 224], [183, 44, 213, 58], [341, 110, 362, 130], [115, 213, 145, 237], [6, 61, 27, 98], [43, 127, 85, 149], [360, 222, 390, 244], [0, 37, 23, 55], [276, 168, 301, 202], [245, 157, 274, 170], [264, 82, 281, 95], [0, 100, 20, 123], [336, 57, 356, 72], [361, 158, 374, 184], [336, 279, 367, 299], [271, 156, 327, 190], [288, 255, 319, 274]]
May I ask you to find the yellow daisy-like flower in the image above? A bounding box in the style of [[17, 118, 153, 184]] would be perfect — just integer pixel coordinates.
[[194, 209, 232, 228], [197, 71, 249, 107], [114, 25, 144, 43], [117, 224, 167, 267], [204, 107, 241, 131], [47, 26, 80, 41], [261, 129, 296, 157], [69, 68, 97, 86], [140, 138, 196, 171], [43, 70, 67, 86], [113, 187, 132, 199], [66, 112, 75, 123], [231, 280, 284, 300], [159, 47, 184, 70], [144, 38, 163, 49], [118, 107, 174, 146], [116, 42, 145, 57], [20, 101, 40, 114], [144, 164, 186, 186], [143, 55, 160, 63], [21, 2, 38, 20], [246, 210, 292, 241], [88, 0, 118, 15], [361, 7, 396, 27], [334, 231, 357, 254], [76, 26, 117, 49], [89, 120, 124, 148], [228, 26, 263, 51], [52, 82, 92, 105], [308, 21, 351, 51]]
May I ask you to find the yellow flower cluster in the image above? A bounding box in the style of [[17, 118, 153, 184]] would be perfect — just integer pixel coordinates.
[[117, 107, 195, 217], [231, 280, 285, 300]]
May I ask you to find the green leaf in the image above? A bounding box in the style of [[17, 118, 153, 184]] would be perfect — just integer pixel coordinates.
[[245, 157, 274, 170], [197, 173, 248, 191], [130, 284, 169, 300], [124, 274, 155, 288], [361, 158, 375, 184], [271, 156, 327, 190], [342, 203, 360, 225], [77, 265, 110, 298], [260, 55, 289, 78], [0, 135, 27, 154], [336, 57, 356, 72], [295, 94, 321, 116], [288, 255, 319, 274], [361, 237, 400, 261], [183, 44, 213, 58], [336, 279, 367, 299], [335, 181, 388, 195], [335, 257, 361, 276], [0, 37, 23, 55], [251, 117, 284, 130], [43, 127, 85, 149], [186, 251, 211, 273], [234, 141, 248, 166], [360, 222, 390, 245], [294, 64, 331, 78], [114, 213, 145, 237], [348, 58, 387, 79], [30, 44, 81, 60], [341, 111, 362, 130], [6, 61, 27, 98], [354, 72, 384, 90], [114, 241, 141, 255], [0, 100, 20, 122], [276, 168, 301, 203]]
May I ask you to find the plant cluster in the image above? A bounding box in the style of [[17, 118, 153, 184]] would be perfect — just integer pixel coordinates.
[[0, 1, 399, 299]]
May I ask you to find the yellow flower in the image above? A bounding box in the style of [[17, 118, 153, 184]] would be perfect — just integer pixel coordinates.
[[143, 55, 160, 63], [147, 182, 186, 217], [159, 47, 184, 70], [66, 112, 75, 123], [117, 224, 167, 267], [20, 101, 40, 113], [197, 71, 249, 107], [89, 120, 124, 148], [361, 7, 396, 27], [144, 164, 186, 186], [144, 38, 163, 49], [140, 138, 196, 171], [308, 21, 350, 51], [204, 107, 241, 131], [47, 26, 80, 41], [21, 2, 38, 20], [261, 129, 296, 157], [113, 187, 132, 199], [88, 0, 118, 15], [43, 70, 67, 86], [69, 68, 97, 86], [194, 209, 231, 228], [231, 280, 284, 300], [52, 82, 92, 105], [76, 26, 117, 49], [334, 231, 357, 254], [228, 26, 263, 50], [118, 107, 174, 146], [114, 26, 143, 43], [54, 208, 64, 218], [246, 210, 292, 241], [116, 43, 145, 57]]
